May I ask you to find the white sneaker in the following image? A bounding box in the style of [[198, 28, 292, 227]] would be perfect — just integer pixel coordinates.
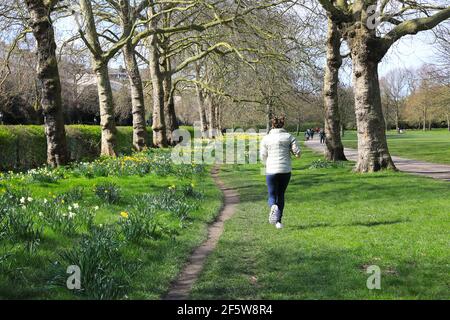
[[276, 222, 283, 229], [269, 205, 279, 225]]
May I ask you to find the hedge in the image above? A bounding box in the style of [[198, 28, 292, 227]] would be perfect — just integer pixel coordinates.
[[0, 125, 197, 171]]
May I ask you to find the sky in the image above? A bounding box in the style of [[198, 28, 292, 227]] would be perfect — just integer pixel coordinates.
[[379, 32, 439, 76], [338, 31, 441, 85]]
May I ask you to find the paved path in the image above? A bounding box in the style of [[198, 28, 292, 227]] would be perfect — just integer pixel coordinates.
[[305, 139, 450, 182], [165, 165, 240, 300]]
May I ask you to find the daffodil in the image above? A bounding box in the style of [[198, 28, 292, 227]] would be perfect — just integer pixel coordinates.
[[120, 211, 129, 219]]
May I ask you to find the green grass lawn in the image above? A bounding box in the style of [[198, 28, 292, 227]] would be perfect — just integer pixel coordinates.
[[341, 129, 450, 165], [191, 148, 450, 299], [0, 152, 221, 299]]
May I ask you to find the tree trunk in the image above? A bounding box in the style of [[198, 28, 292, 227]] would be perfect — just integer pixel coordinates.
[[423, 107, 427, 131], [195, 65, 208, 137], [323, 17, 346, 161], [148, 34, 168, 148], [395, 105, 400, 132], [207, 94, 217, 138], [384, 106, 389, 132], [123, 42, 148, 151], [350, 34, 396, 172], [162, 57, 178, 145], [26, 0, 68, 167], [215, 102, 222, 134], [266, 104, 272, 133], [94, 62, 117, 156], [79, 0, 117, 156], [447, 113, 450, 131]]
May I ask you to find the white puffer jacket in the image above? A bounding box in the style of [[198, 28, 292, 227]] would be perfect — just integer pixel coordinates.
[[260, 128, 301, 174]]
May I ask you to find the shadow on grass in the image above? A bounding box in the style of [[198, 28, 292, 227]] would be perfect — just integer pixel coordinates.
[[289, 219, 410, 231], [191, 241, 370, 299]]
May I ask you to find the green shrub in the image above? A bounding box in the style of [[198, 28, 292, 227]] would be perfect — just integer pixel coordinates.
[[309, 159, 345, 169], [94, 182, 121, 204], [2, 202, 42, 252], [37, 199, 94, 236], [58, 226, 140, 299], [55, 186, 84, 203], [27, 167, 64, 183], [0, 125, 142, 171], [118, 209, 160, 243], [142, 189, 196, 220]]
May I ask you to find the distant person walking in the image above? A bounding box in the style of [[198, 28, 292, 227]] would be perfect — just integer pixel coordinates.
[[260, 116, 301, 229], [310, 128, 315, 140], [319, 129, 326, 144]]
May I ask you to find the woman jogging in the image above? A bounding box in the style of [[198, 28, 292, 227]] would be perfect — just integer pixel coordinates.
[[260, 116, 301, 229]]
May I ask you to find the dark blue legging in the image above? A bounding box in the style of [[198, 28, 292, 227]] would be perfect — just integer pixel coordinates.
[[266, 173, 291, 222]]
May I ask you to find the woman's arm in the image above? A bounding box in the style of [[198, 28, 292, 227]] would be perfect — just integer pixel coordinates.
[[260, 137, 268, 163], [290, 136, 301, 158]]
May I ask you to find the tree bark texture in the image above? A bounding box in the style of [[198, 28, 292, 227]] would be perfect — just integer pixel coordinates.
[[348, 28, 396, 172], [25, 0, 68, 167], [323, 17, 347, 161]]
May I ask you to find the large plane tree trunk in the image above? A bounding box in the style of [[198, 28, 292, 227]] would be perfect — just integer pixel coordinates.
[[162, 57, 179, 145], [123, 42, 148, 151], [349, 30, 396, 172], [148, 9, 168, 148], [119, 0, 147, 150], [323, 17, 346, 161], [79, 0, 117, 156], [94, 62, 117, 156], [25, 0, 68, 167]]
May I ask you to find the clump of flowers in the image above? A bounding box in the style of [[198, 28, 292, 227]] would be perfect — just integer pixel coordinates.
[[27, 167, 64, 183], [95, 182, 121, 204], [309, 159, 345, 169]]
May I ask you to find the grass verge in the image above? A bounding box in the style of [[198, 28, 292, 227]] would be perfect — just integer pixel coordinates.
[[191, 148, 450, 299]]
